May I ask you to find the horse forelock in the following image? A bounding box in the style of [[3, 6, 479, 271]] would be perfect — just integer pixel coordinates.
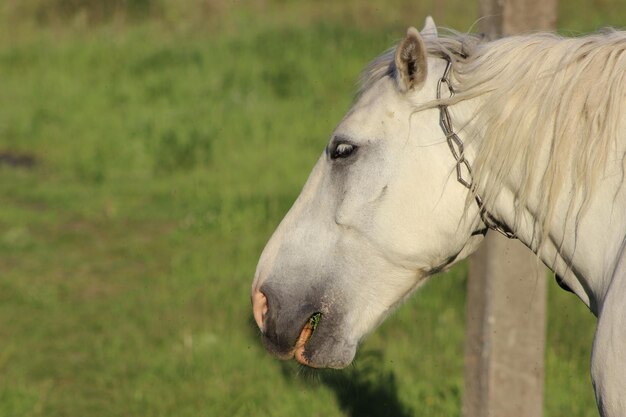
[[359, 28, 626, 249]]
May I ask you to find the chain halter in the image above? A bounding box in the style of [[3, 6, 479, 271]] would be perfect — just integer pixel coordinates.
[[436, 57, 516, 239]]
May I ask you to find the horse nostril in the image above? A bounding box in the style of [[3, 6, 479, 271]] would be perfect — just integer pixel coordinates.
[[252, 289, 268, 331]]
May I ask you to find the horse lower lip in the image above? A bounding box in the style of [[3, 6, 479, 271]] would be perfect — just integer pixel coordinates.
[[294, 330, 314, 367]]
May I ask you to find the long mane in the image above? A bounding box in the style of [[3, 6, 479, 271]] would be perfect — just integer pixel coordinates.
[[361, 29, 626, 248]]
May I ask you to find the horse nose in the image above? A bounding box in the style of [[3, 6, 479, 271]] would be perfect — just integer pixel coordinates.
[[256, 282, 321, 357], [252, 287, 268, 331]]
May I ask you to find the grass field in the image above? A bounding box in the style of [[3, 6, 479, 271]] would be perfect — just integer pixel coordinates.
[[1, 1, 624, 416]]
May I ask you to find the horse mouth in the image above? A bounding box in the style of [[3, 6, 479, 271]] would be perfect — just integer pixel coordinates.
[[294, 312, 321, 367]]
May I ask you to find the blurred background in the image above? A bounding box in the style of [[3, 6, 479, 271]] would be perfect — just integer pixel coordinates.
[[0, 1, 624, 416]]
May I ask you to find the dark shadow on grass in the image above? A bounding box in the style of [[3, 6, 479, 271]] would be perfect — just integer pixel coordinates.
[[246, 316, 414, 417], [281, 351, 415, 417], [0, 150, 36, 169], [320, 352, 414, 417]]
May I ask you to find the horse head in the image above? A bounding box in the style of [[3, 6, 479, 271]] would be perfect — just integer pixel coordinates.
[[251, 18, 485, 368]]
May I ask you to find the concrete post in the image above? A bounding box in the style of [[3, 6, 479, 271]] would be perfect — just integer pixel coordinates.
[[462, 1, 556, 416], [463, 235, 548, 417]]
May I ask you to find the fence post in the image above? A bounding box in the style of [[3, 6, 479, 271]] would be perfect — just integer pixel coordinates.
[[462, 1, 557, 416]]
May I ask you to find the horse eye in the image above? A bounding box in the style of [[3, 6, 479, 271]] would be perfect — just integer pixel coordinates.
[[330, 142, 357, 160]]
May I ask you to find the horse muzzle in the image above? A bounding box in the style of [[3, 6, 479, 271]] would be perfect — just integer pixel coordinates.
[[251, 281, 356, 368]]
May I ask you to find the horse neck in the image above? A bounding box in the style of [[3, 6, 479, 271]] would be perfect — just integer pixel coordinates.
[[453, 95, 626, 315]]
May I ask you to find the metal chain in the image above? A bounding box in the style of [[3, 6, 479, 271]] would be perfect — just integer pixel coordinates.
[[436, 58, 516, 239]]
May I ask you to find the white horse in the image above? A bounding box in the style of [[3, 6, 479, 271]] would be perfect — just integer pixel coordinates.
[[251, 17, 626, 416]]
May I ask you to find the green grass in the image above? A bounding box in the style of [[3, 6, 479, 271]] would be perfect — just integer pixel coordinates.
[[0, 0, 622, 416]]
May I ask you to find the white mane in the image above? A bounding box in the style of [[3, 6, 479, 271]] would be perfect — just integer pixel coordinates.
[[361, 29, 626, 248]]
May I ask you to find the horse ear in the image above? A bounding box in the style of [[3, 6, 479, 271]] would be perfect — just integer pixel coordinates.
[[395, 27, 428, 92], [421, 16, 438, 39]]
